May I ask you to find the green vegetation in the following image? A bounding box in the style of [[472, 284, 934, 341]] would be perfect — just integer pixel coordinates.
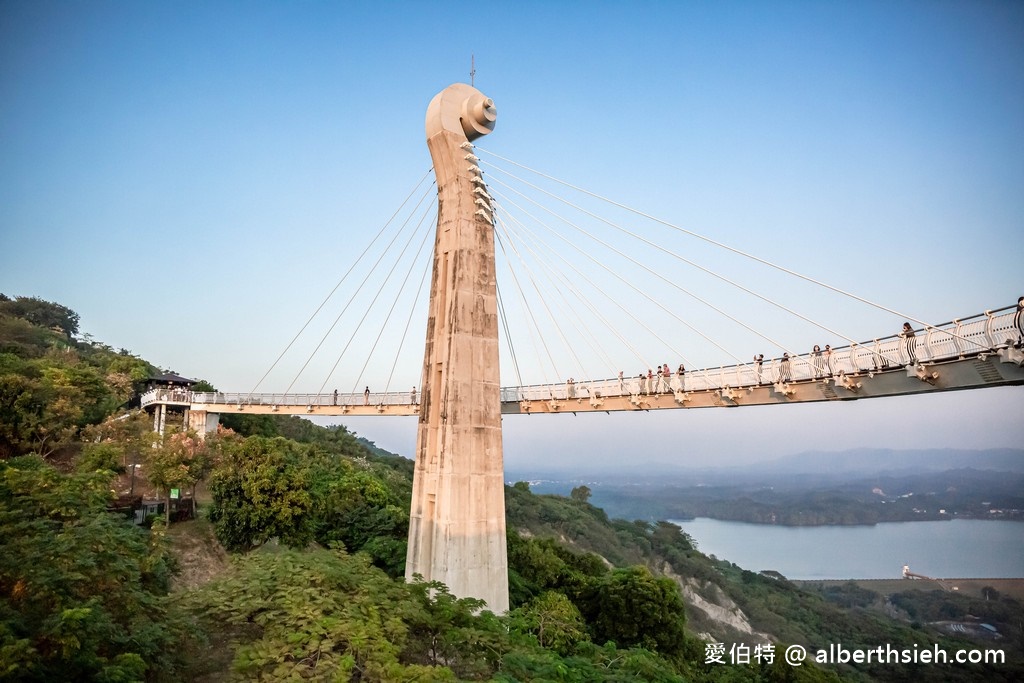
[[2, 296, 1020, 682], [0, 456, 193, 681], [0, 294, 156, 459]]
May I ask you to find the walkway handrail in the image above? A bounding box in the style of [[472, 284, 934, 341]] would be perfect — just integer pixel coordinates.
[[190, 390, 417, 408], [502, 304, 1019, 400], [142, 304, 1019, 409]]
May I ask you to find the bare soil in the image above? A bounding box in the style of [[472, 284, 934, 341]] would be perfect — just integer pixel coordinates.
[[165, 516, 231, 592]]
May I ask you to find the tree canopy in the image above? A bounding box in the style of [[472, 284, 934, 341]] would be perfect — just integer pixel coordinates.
[[0, 295, 80, 338], [0, 456, 192, 681]]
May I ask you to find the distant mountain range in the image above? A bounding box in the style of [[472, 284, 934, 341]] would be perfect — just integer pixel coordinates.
[[507, 448, 1024, 489], [509, 448, 1024, 526], [755, 447, 1024, 476]]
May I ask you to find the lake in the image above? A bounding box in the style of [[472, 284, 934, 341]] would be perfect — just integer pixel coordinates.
[[670, 518, 1024, 580]]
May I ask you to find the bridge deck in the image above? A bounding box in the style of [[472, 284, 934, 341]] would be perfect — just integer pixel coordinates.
[[143, 348, 1024, 418], [140, 305, 1023, 418]]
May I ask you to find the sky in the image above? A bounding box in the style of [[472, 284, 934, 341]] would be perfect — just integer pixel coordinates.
[[2, 1, 1022, 470]]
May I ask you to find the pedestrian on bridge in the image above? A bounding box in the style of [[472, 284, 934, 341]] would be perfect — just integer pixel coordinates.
[[812, 345, 824, 378], [824, 345, 834, 376], [754, 354, 764, 384], [677, 363, 686, 391], [364, 386, 370, 405], [779, 353, 792, 382], [333, 389, 338, 406], [411, 386, 418, 404], [901, 322, 917, 366], [1015, 296, 1024, 346]]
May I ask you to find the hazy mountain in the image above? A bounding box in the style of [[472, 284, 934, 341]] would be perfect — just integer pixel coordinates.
[[753, 447, 1024, 476], [507, 448, 1024, 489]]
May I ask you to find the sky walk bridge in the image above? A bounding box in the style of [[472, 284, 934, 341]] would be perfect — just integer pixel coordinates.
[[143, 303, 1024, 419]]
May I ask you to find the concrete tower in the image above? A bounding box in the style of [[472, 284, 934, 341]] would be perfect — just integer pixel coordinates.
[[404, 84, 508, 613]]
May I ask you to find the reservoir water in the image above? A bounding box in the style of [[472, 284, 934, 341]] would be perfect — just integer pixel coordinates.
[[670, 518, 1024, 580]]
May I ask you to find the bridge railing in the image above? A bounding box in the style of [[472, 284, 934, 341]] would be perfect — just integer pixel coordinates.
[[141, 305, 1017, 410], [140, 388, 193, 407], [501, 304, 1018, 402], [188, 390, 418, 409]]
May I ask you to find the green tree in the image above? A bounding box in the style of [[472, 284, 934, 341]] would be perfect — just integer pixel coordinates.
[[190, 379, 216, 393], [0, 456, 191, 681], [509, 591, 587, 655], [206, 436, 316, 551], [75, 442, 126, 475], [311, 455, 409, 575], [0, 296, 80, 338], [0, 374, 38, 458], [146, 430, 216, 524], [570, 485, 592, 503], [401, 579, 507, 678], [187, 548, 457, 682], [579, 565, 688, 658], [29, 366, 85, 458], [81, 411, 154, 495]]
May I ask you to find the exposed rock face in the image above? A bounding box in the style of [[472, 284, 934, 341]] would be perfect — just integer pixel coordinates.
[[660, 562, 774, 644]]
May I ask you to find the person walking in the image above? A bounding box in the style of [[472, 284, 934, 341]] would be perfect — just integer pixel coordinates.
[[812, 345, 824, 378], [410, 386, 418, 404], [901, 322, 917, 366], [780, 353, 792, 382], [754, 354, 764, 384], [364, 386, 370, 405], [1015, 296, 1024, 346]]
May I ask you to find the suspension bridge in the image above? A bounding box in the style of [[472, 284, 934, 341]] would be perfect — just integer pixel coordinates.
[[141, 83, 1024, 613]]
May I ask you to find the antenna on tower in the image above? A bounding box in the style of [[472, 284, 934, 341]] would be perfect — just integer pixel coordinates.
[[470, 54, 476, 87]]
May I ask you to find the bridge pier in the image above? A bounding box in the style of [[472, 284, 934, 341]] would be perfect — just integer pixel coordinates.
[[405, 84, 509, 613]]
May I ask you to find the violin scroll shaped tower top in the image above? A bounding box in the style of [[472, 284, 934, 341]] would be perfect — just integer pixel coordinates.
[[425, 83, 497, 141]]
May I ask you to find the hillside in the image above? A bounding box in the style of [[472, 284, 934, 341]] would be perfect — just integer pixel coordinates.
[[3, 296, 1021, 682], [502, 484, 1023, 683]]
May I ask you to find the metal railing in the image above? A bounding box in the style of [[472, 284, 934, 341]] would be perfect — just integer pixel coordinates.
[[501, 304, 1018, 402], [139, 388, 194, 407], [190, 390, 418, 409], [140, 304, 1018, 410]]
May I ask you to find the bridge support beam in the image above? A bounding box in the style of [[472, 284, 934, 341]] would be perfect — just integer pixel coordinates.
[[405, 83, 508, 613]]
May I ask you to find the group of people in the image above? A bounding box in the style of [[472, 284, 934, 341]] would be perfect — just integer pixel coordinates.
[[753, 352, 798, 384], [810, 344, 836, 378], [630, 363, 686, 395], [757, 321, 922, 384]]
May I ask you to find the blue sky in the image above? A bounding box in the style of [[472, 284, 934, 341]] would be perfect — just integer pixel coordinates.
[[2, 1, 1021, 468]]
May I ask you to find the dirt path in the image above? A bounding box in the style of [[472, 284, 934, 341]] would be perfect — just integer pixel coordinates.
[[165, 517, 231, 592]]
